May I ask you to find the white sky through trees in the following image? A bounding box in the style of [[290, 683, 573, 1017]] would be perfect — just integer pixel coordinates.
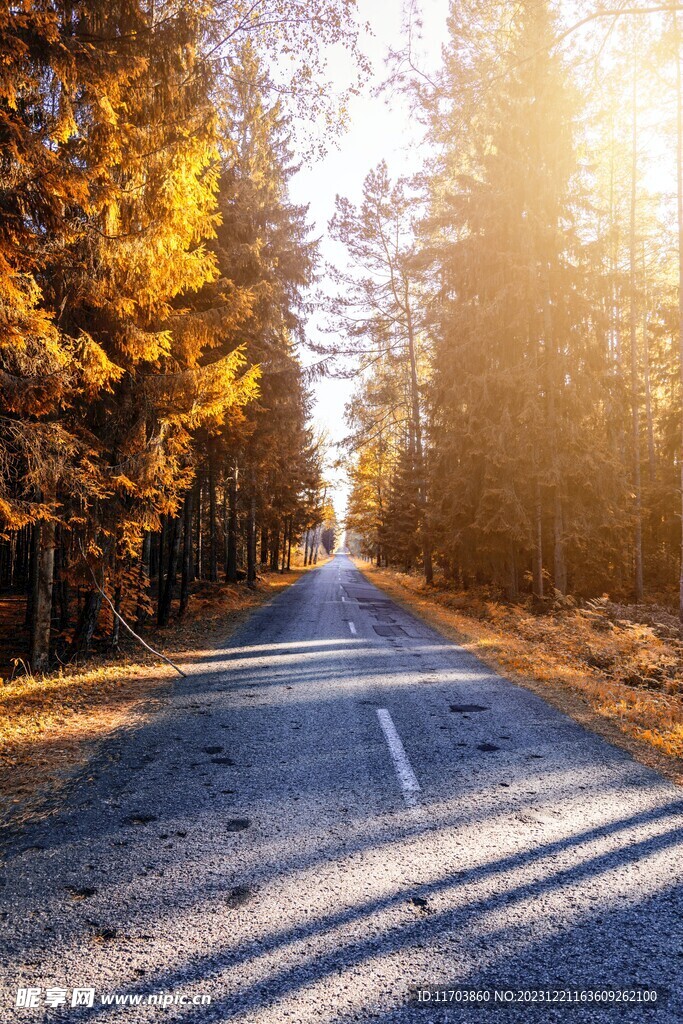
[[291, 0, 449, 517]]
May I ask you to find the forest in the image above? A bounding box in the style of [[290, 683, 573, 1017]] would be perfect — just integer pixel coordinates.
[[0, 0, 351, 674], [340, 1, 683, 619], [7, 0, 683, 678]]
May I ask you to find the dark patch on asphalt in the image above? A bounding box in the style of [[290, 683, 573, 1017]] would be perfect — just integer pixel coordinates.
[[410, 896, 432, 913], [93, 927, 118, 942], [477, 743, 500, 752], [450, 704, 490, 713], [226, 818, 251, 832], [125, 813, 158, 825], [373, 624, 408, 637], [226, 884, 256, 908], [211, 757, 236, 765], [203, 745, 224, 755], [65, 886, 97, 900]]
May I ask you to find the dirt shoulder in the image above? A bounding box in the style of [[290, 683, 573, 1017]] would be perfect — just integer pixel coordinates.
[[354, 560, 683, 787], [0, 565, 321, 838]]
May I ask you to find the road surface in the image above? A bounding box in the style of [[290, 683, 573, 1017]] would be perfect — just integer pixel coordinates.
[[2, 554, 682, 1021]]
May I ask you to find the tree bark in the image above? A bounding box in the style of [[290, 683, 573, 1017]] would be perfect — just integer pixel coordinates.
[[208, 446, 218, 583], [553, 491, 567, 596], [630, 37, 644, 602], [24, 522, 39, 628], [271, 522, 280, 571], [158, 515, 181, 627], [533, 476, 544, 600], [226, 463, 238, 582], [246, 494, 256, 586], [111, 584, 121, 648], [280, 518, 288, 572], [676, 4, 683, 620], [179, 489, 193, 617], [404, 284, 433, 584], [29, 515, 56, 673], [642, 297, 656, 482], [156, 515, 167, 621], [55, 527, 70, 632], [70, 588, 103, 657], [287, 517, 292, 570], [136, 531, 151, 628]]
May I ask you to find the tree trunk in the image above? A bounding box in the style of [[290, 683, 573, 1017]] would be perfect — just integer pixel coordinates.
[[158, 515, 181, 627], [260, 525, 268, 566], [246, 495, 256, 587], [70, 588, 103, 657], [29, 515, 56, 673], [156, 515, 167, 622], [111, 584, 121, 648], [226, 464, 238, 583], [179, 489, 193, 617], [25, 522, 39, 628], [553, 492, 567, 596], [271, 522, 280, 571], [507, 544, 519, 602], [642, 297, 656, 482], [404, 285, 433, 584], [280, 518, 288, 572], [287, 518, 292, 570], [55, 527, 70, 632], [136, 531, 151, 628], [533, 476, 544, 600], [208, 447, 218, 583], [630, 38, 644, 603], [677, 5, 683, 620], [196, 472, 203, 580]]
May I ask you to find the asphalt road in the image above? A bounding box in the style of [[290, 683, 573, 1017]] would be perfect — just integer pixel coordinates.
[[2, 554, 683, 1022]]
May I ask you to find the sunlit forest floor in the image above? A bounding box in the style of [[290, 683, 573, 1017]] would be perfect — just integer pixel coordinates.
[[0, 565, 322, 838], [355, 561, 683, 786]]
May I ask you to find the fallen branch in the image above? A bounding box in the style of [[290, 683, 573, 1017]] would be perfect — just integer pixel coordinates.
[[79, 545, 186, 678]]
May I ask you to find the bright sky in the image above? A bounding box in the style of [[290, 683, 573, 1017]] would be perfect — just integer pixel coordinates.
[[290, 0, 450, 518]]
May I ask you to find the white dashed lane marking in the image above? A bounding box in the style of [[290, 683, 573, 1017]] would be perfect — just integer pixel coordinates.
[[376, 709, 421, 807]]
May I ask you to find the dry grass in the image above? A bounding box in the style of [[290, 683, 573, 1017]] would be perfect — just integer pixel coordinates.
[[0, 563, 321, 836], [355, 561, 683, 785]]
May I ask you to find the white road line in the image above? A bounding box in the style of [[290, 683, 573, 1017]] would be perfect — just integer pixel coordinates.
[[348, 620, 357, 634], [376, 709, 421, 807]]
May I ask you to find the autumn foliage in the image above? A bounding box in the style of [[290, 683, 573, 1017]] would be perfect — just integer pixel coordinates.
[[339, 2, 683, 621], [0, 0, 355, 671]]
